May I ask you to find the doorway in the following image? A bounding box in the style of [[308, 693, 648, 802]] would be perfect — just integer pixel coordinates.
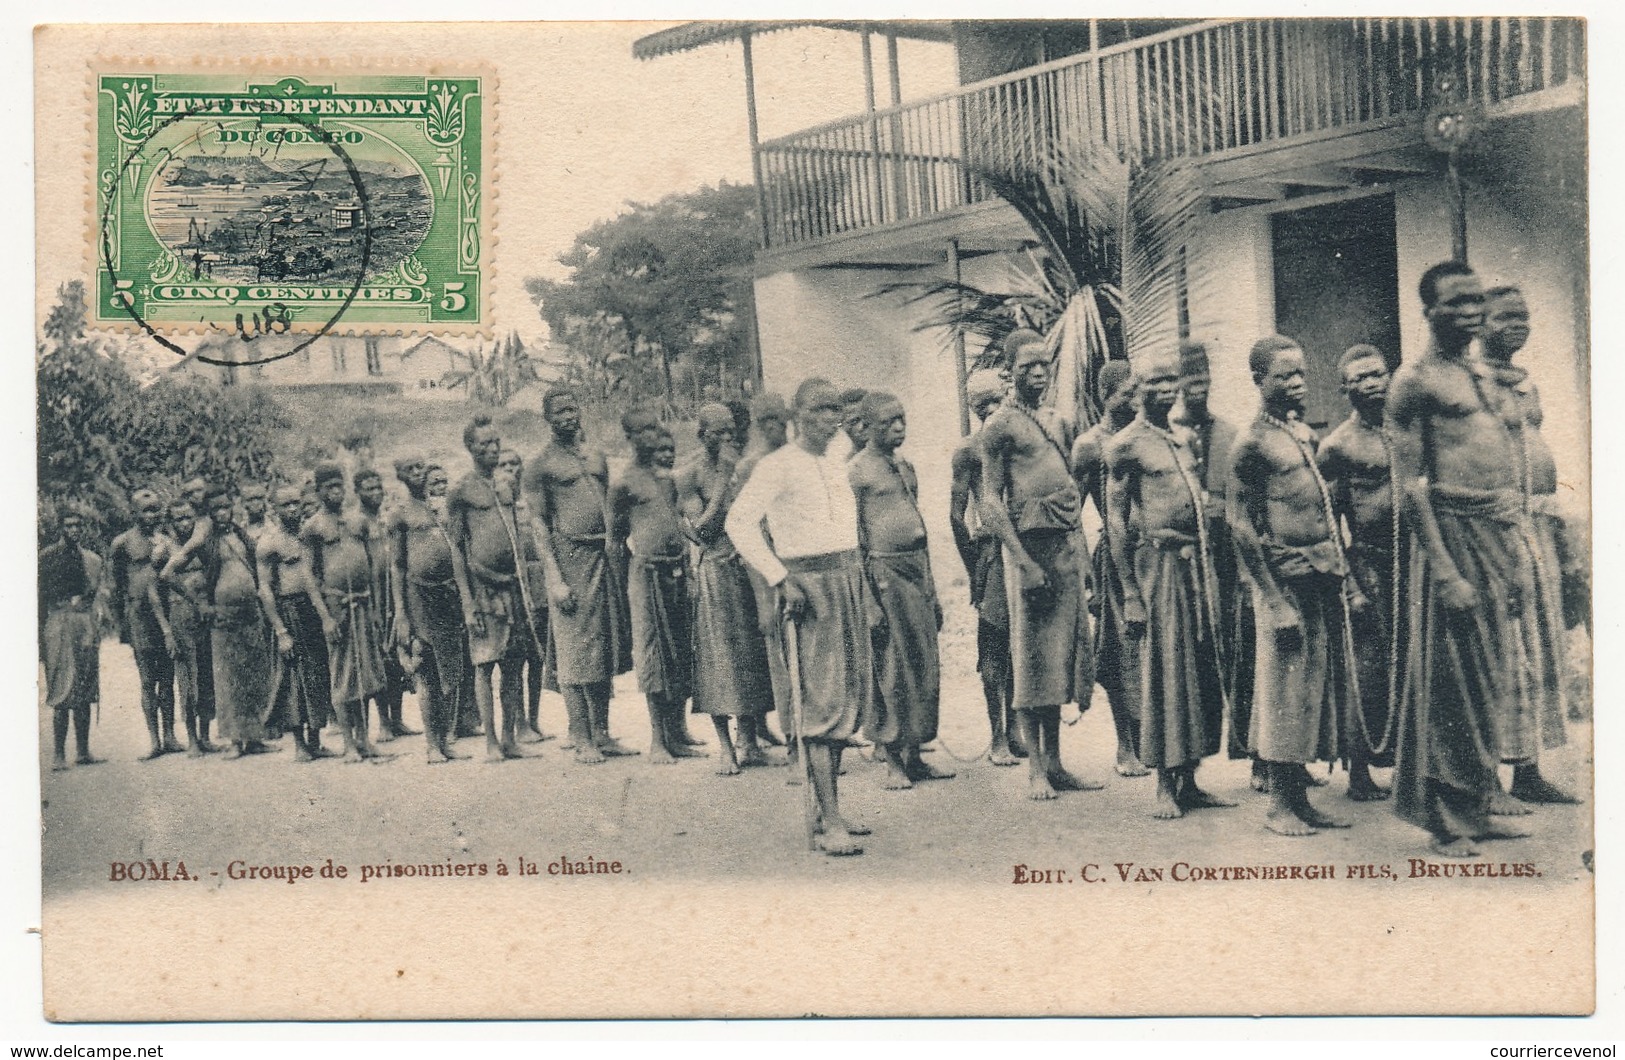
[[1270, 193, 1401, 429]]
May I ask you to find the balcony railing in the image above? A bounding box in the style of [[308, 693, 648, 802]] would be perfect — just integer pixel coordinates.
[[755, 17, 1585, 250]]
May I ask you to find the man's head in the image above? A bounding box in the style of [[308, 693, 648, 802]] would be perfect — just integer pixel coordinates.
[[314, 461, 346, 513], [966, 368, 1006, 424], [793, 377, 843, 453], [1338, 344, 1391, 415], [838, 388, 868, 447], [238, 481, 268, 521], [203, 484, 235, 529], [1481, 285, 1531, 361], [1097, 359, 1137, 426], [59, 508, 85, 544], [168, 501, 196, 540], [1004, 329, 1051, 404], [463, 413, 500, 473], [1136, 354, 1182, 425], [860, 391, 907, 454], [181, 477, 208, 508], [394, 453, 428, 498], [130, 488, 163, 532], [1419, 260, 1484, 350], [425, 464, 449, 498], [1249, 336, 1308, 417], [620, 405, 661, 450], [751, 392, 790, 449], [697, 402, 735, 458], [543, 387, 581, 439], [354, 467, 385, 513], [273, 485, 304, 530], [495, 448, 523, 500], [648, 426, 677, 471], [1177, 341, 1213, 415], [299, 485, 320, 522]]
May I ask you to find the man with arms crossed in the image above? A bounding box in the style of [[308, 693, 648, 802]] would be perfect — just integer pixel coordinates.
[[978, 330, 1097, 801], [110, 489, 182, 760], [728, 378, 875, 856]]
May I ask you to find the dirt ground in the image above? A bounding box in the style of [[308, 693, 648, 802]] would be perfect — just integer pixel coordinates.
[[42, 628, 1595, 897]]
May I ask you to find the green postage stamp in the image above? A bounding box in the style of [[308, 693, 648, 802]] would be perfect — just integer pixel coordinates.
[[94, 69, 488, 334]]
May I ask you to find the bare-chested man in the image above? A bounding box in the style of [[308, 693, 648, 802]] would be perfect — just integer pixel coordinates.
[[613, 424, 706, 764], [40, 509, 105, 771], [728, 378, 875, 856], [356, 468, 418, 744], [1478, 283, 1579, 806], [851, 391, 953, 790], [237, 482, 270, 545], [1071, 360, 1149, 778], [735, 392, 796, 753], [497, 449, 555, 745], [257, 485, 336, 761], [1172, 341, 1261, 791], [301, 463, 386, 762], [446, 419, 536, 762], [681, 403, 776, 773], [527, 390, 635, 763], [1316, 345, 1401, 801], [163, 484, 276, 760], [157, 501, 217, 754], [1389, 261, 1540, 855], [388, 454, 470, 763], [1228, 337, 1358, 835], [978, 329, 1098, 801], [110, 489, 182, 760], [1107, 355, 1235, 819], [950, 369, 1023, 766]]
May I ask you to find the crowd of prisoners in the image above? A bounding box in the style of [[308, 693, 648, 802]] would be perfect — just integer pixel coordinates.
[[38, 260, 1588, 858]]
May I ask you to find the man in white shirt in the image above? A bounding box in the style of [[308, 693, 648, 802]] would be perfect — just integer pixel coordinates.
[[727, 377, 875, 857]]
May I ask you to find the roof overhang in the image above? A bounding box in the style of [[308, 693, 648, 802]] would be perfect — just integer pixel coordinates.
[[633, 20, 954, 61]]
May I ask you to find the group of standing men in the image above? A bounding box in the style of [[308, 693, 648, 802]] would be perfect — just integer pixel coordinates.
[[951, 259, 1585, 858], [39, 259, 1587, 862]]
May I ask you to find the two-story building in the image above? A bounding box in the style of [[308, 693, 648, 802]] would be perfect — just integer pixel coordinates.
[[637, 18, 1589, 551]]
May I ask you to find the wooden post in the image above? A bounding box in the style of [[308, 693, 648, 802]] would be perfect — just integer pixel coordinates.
[[886, 31, 905, 223], [742, 30, 770, 249], [1448, 146, 1468, 263], [862, 29, 884, 224], [949, 239, 971, 437]]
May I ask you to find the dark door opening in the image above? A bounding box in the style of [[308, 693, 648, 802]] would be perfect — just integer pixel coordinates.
[[1270, 193, 1401, 430]]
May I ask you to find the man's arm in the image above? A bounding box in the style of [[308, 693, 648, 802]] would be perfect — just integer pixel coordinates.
[[108, 536, 132, 641], [1226, 438, 1296, 632], [948, 444, 979, 581], [689, 458, 735, 546], [1387, 369, 1475, 609], [526, 469, 574, 615], [387, 511, 412, 637], [608, 477, 633, 558], [977, 417, 1044, 590], [255, 539, 291, 654], [1071, 431, 1105, 524], [1104, 436, 1145, 629], [159, 522, 211, 612], [725, 456, 787, 588], [1314, 437, 1350, 544], [299, 520, 340, 637]]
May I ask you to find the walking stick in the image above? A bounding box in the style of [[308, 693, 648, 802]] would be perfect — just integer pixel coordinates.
[[781, 613, 818, 852]]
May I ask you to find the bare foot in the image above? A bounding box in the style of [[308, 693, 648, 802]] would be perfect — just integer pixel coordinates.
[[1430, 836, 1480, 858], [440, 741, 468, 761], [572, 743, 606, 765], [141, 746, 165, 762], [395, 724, 422, 737], [814, 831, 864, 857], [294, 746, 315, 763], [1474, 824, 1533, 841], [1027, 775, 1058, 801], [1490, 789, 1534, 816], [669, 743, 708, 759], [881, 767, 914, 791], [906, 761, 956, 782], [738, 748, 788, 769], [50, 756, 68, 773], [195, 739, 221, 755], [1116, 755, 1151, 778], [649, 745, 677, 765], [500, 742, 527, 760], [186, 742, 204, 759], [375, 729, 397, 744], [162, 738, 187, 754], [1510, 775, 1581, 805], [342, 749, 367, 764], [1298, 806, 1352, 829], [223, 747, 246, 761], [1152, 790, 1185, 819], [308, 743, 337, 759], [596, 737, 640, 758], [427, 746, 452, 764], [1347, 780, 1391, 802], [484, 745, 507, 764], [988, 746, 1020, 767], [1047, 769, 1104, 792], [1178, 786, 1238, 810], [1264, 808, 1319, 836], [815, 814, 872, 837], [74, 755, 107, 766]]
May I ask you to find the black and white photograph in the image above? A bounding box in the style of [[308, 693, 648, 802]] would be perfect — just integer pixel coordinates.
[[24, 10, 1601, 1027]]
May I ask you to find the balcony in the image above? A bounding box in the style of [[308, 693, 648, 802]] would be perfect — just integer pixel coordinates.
[[755, 17, 1585, 258]]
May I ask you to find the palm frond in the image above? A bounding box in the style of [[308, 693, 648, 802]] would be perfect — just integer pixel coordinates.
[[1120, 159, 1206, 367]]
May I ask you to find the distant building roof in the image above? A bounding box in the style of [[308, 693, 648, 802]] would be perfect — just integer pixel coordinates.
[[401, 335, 471, 363], [633, 20, 953, 60]]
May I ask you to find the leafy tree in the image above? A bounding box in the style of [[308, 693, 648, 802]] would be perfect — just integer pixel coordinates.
[[525, 182, 757, 413]]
